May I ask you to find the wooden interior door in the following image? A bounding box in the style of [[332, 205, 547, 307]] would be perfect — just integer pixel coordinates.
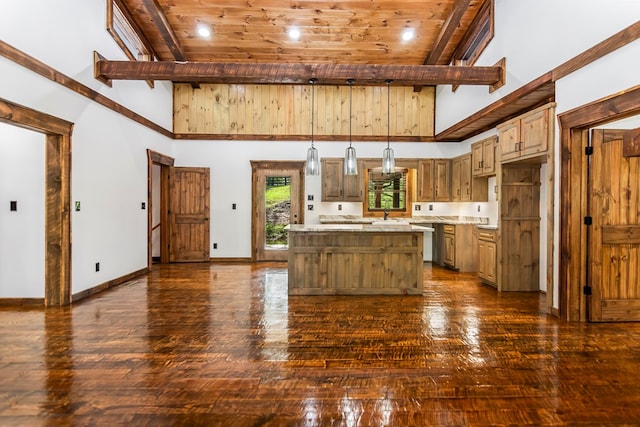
[[168, 167, 210, 262], [588, 129, 640, 321], [251, 161, 305, 262]]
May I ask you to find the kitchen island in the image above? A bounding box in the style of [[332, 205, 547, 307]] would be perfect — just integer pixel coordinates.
[[287, 223, 432, 296]]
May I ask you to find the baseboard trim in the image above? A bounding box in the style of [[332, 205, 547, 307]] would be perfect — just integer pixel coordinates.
[[210, 257, 252, 263], [0, 298, 45, 306], [72, 267, 148, 303]]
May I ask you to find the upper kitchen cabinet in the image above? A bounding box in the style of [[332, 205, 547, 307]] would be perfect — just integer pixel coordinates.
[[417, 159, 434, 202], [497, 103, 556, 164], [434, 159, 452, 201], [452, 153, 488, 202], [321, 158, 362, 202], [417, 159, 451, 202], [471, 136, 497, 177]]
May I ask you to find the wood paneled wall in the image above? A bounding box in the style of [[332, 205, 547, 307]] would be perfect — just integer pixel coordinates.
[[173, 84, 435, 139]]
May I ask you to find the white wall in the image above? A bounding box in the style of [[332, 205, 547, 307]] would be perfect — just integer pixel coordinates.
[[174, 139, 496, 258], [0, 0, 174, 296], [436, 0, 640, 133], [0, 124, 45, 298]]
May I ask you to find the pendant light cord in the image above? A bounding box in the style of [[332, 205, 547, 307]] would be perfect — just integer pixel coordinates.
[[310, 78, 316, 148], [347, 79, 354, 148], [386, 79, 392, 149]]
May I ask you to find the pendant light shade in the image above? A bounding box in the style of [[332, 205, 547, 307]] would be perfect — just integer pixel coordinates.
[[382, 79, 395, 174], [306, 144, 319, 175], [382, 146, 395, 174], [306, 78, 320, 176], [344, 79, 358, 175]]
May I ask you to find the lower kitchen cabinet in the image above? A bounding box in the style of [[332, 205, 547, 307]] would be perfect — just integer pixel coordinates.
[[440, 224, 477, 272], [477, 228, 497, 287]]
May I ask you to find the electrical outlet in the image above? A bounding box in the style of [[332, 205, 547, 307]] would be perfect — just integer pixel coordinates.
[[10, 201, 17, 211], [213, 243, 218, 249], [95, 262, 100, 272], [232, 203, 236, 210], [428, 204, 433, 211], [477, 204, 481, 212], [338, 204, 342, 211], [141, 202, 146, 209]]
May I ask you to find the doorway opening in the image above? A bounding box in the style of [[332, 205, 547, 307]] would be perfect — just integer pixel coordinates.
[[251, 161, 305, 261], [0, 97, 72, 306], [265, 176, 292, 251], [147, 150, 174, 266]]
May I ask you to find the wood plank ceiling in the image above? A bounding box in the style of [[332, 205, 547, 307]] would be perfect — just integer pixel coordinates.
[[100, 0, 556, 140], [104, 0, 498, 86], [122, 0, 483, 66]]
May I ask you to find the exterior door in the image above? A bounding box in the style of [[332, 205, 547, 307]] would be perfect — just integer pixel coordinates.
[[168, 167, 210, 262], [588, 129, 640, 321], [251, 161, 305, 262]]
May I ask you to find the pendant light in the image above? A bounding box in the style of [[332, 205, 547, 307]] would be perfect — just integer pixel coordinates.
[[382, 79, 395, 174], [344, 79, 358, 175], [305, 78, 320, 176]]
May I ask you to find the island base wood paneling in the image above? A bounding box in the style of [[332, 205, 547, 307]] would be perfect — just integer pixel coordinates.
[[288, 230, 423, 295]]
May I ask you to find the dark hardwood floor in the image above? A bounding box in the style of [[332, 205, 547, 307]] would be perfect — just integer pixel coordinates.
[[2, 262, 640, 426]]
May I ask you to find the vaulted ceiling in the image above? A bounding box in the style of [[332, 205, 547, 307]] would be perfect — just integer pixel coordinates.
[[99, 0, 504, 87]]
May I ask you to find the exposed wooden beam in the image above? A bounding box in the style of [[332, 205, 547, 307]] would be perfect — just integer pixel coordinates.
[[94, 59, 503, 86], [424, 0, 472, 65], [139, 0, 187, 62]]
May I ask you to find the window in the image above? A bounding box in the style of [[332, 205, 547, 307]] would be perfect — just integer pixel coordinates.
[[450, 0, 494, 90], [365, 167, 412, 216], [106, 0, 156, 87]]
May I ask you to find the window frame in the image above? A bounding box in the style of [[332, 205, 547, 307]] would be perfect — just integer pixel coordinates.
[[106, 0, 156, 88], [450, 0, 494, 90], [363, 167, 414, 218]]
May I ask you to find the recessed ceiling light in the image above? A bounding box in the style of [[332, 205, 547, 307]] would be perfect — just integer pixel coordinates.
[[197, 24, 211, 38], [288, 27, 301, 41], [401, 28, 415, 41]]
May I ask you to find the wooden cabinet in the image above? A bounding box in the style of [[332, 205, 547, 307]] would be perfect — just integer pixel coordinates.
[[451, 155, 471, 202], [434, 159, 451, 201], [321, 158, 362, 202], [417, 159, 451, 202], [443, 225, 456, 267], [417, 159, 434, 201], [440, 224, 477, 272], [477, 228, 497, 287], [499, 165, 540, 291], [452, 153, 485, 202], [497, 103, 555, 163], [471, 136, 497, 176], [451, 158, 461, 201], [288, 228, 424, 295]]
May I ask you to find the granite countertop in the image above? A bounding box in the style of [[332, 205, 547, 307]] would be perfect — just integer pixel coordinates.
[[287, 224, 434, 232], [477, 224, 499, 230], [318, 215, 489, 225]]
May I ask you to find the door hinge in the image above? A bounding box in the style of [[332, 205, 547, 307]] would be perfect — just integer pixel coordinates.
[[584, 216, 592, 225], [585, 146, 594, 155], [583, 285, 592, 295]]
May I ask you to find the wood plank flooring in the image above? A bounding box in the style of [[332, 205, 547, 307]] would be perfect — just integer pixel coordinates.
[[2, 262, 640, 426]]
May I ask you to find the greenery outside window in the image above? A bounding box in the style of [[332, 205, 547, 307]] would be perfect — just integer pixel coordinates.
[[365, 167, 412, 217]]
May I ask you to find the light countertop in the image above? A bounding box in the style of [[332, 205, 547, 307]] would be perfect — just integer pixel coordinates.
[[318, 215, 489, 225], [287, 224, 435, 232]]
